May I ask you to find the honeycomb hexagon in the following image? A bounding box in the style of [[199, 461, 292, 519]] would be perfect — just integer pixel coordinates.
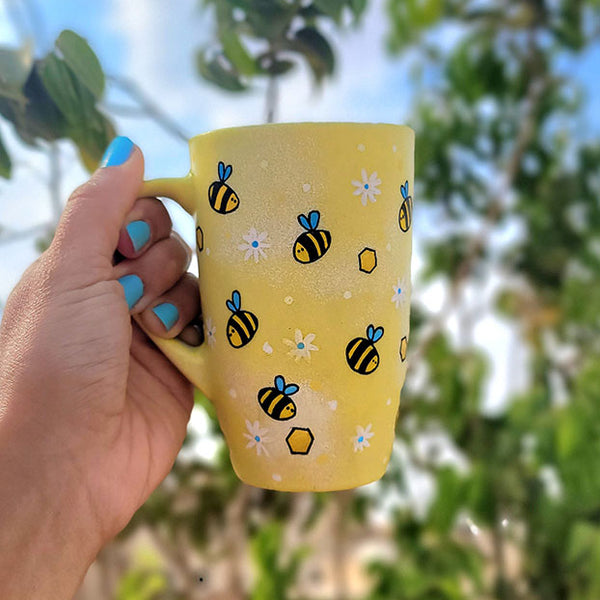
[[196, 226, 204, 252], [286, 427, 315, 455], [358, 247, 377, 273], [399, 336, 408, 362]]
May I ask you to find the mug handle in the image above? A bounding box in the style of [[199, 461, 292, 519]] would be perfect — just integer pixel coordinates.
[[134, 175, 213, 398]]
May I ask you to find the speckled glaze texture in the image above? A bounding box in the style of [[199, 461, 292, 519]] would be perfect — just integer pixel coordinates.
[[140, 122, 414, 491]]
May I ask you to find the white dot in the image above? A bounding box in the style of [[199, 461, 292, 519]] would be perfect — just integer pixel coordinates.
[[392, 145, 397, 153], [262, 341, 273, 355], [386, 243, 392, 252], [383, 456, 389, 464], [328, 400, 338, 411], [206, 248, 211, 255], [284, 296, 294, 305], [343, 291, 352, 299], [357, 143, 365, 152], [229, 388, 237, 398], [272, 473, 282, 482], [260, 160, 269, 169], [302, 183, 311, 192], [386, 398, 392, 406]]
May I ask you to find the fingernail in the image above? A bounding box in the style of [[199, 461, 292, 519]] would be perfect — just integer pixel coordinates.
[[117, 274, 144, 309], [152, 303, 179, 330], [126, 220, 151, 252], [101, 136, 134, 167]]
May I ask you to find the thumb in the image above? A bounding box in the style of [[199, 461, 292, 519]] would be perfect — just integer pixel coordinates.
[[52, 136, 145, 265]]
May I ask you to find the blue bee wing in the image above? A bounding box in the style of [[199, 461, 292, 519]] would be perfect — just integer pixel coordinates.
[[373, 327, 384, 342], [309, 210, 320, 229], [232, 290, 241, 310], [226, 300, 235, 312], [274, 375, 285, 391], [284, 384, 299, 395], [224, 164, 232, 181], [401, 181, 409, 199], [366, 324, 374, 340], [297, 214, 310, 230], [218, 161, 225, 181]]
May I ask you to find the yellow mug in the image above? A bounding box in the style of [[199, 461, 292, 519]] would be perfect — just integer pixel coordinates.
[[140, 122, 413, 492]]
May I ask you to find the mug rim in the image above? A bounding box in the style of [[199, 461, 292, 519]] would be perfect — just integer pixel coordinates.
[[189, 121, 414, 143]]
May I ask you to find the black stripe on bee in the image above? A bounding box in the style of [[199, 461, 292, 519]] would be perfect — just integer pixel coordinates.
[[294, 230, 331, 263], [399, 197, 412, 232], [208, 182, 239, 214], [346, 338, 379, 374], [226, 290, 259, 348], [258, 388, 296, 421]]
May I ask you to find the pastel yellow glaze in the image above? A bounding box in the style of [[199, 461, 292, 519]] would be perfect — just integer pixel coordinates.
[[140, 122, 414, 491]]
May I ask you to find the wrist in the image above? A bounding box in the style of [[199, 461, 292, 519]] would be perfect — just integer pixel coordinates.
[[0, 426, 102, 599]]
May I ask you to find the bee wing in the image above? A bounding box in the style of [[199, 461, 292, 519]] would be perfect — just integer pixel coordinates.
[[232, 290, 241, 310], [309, 210, 320, 229], [373, 327, 384, 342], [224, 164, 233, 181], [225, 299, 235, 312], [284, 384, 299, 395], [297, 214, 309, 230], [218, 161, 225, 180], [274, 375, 285, 391], [366, 324, 374, 340], [401, 181, 409, 199]]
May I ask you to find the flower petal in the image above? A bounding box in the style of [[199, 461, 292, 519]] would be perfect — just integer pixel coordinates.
[[304, 333, 316, 344], [361, 168, 367, 181], [295, 329, 303, 343]]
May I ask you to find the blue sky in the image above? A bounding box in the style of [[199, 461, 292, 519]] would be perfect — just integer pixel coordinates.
[[1, 0, 599, 423]]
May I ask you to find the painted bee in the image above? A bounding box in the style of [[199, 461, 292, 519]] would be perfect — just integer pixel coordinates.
[[208, 161, 240, 214], [226, 290, 259, 348], [398, 180, 413, 232], [345, 324, 384, 375], [293, 210, 331, 264], [258, 375, 299, 421]]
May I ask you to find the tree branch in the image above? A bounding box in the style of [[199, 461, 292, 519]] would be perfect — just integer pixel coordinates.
[[106, 75, 189, 143]]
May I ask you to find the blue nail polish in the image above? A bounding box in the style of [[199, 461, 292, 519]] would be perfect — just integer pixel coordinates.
[[101, 136, 134, 167], [117, 274, 144, 309], [152, 303, 179, 330], [126, 220, 151, 252]]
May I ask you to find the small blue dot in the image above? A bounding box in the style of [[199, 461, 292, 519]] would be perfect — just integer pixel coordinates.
[[397, 288, 402, 294], [364, 183, 369, 189], [255, 435, 260, 442], [358, 436, 364, 443], [252, 240, 259, 248], [297, 342, 305, 349]]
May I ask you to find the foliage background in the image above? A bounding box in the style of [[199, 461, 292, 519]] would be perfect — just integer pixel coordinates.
[[1, 0, 600, 598]]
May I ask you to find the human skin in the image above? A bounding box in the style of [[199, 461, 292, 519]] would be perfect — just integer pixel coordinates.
[[0, 140, 201, 598]]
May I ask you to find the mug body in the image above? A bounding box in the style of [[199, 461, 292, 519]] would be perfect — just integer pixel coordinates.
[[188, 122, 413, 491]]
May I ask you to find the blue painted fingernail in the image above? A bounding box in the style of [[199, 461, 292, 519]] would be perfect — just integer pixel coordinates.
[[101, 136, 134, 167], [126, 220, 151, 252], [152, 303, 179, 330], [117, 274, 144, 309]]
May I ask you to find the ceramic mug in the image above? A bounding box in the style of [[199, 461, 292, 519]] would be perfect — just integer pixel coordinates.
[[139, 122, 414, 492]]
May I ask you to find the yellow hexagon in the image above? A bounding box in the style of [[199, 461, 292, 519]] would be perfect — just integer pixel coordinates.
[[399, 336, 408, 362], [196, 226, 204, 252], [358, 247, 377, 273], [286, 427, 315, 455]]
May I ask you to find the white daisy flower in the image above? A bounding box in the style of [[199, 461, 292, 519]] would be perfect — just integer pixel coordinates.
[[238, 227, 270, 262], [351, 169, 381, 206], [353, 424, 374, 452], [243, 420, 270, 456], [283, 329, 319, 362], [391, 277, 409, 309], [204, 316, 216, 347]]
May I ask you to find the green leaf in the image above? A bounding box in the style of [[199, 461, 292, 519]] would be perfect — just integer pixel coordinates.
[[220, 31, 258, 76], [0, 41, 33, 101], [196, 49, 248, 92], [38, 54, 84, 122], [314, 0, 346, 22], [287, 27, 335, 85], [56, 30, 105, 99], [349, 0, 368, 19], [428, 468, 465, 533], [0, 127, 11, 178]]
